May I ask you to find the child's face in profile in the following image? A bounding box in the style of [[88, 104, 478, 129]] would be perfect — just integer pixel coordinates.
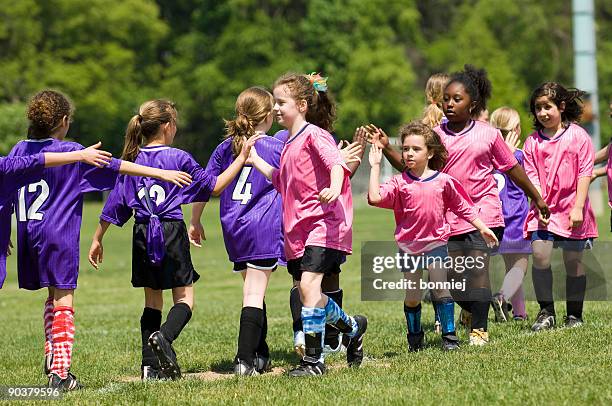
[[273, 85, 302, 129]]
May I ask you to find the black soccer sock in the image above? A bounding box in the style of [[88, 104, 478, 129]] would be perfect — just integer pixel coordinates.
[[236, 306, 264, 364], [532, 266, 555, 314], [256, 301, 269, 358], [290, 286, 303, 333], [324, 289, 343, 347], [566, 275, 587, 319], [304, 332, 323, 363], [160, 303, 192, 343], [141, 307, 162, 367], [469, 288, 492, 331]]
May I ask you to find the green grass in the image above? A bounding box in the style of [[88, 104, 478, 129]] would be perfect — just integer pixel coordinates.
[[2, 200, 612, 405]]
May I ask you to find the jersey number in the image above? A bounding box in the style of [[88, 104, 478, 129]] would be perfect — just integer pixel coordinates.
[[17, 180, 50, 221], [137, 185, 166, 205], [232, 167, 252, 205]]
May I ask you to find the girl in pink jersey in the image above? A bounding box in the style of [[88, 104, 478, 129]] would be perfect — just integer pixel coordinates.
[[366, 65, 548, 345], [368, 121, 498, 352], [524, 83, 597, 332], [249, 73, 366, 377]]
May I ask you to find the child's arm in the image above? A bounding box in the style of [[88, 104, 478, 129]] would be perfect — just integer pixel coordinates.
[[506, 164, 550, 225], [368, 143, 383, 204], [365, 124, 405, 172], [319, 164, 344, 203], [44, 141, 112, 168], [188, 202, 206, 247], [469, 218, 499, 248], [591, 166, 607, 182], [249, 146, 276, 180], [594, 144, 609, 165], [569, 176, 591, 229], [88, 220, 111, 269], [212, 134, 265, 195], [118, 161, 192, 188]]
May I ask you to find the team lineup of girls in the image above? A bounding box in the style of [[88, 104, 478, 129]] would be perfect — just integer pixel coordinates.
[[1, 65, 605, 389]]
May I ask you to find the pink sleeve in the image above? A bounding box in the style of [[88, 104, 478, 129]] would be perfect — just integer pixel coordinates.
[[308, 133, 350, 174], [369, 177, 399, 209], [271, 169, 281, 192], [577, 131, 594, 178], [491, 131, 519, 172], [444, 176, 478, 222], [522, 137, 540, 188]]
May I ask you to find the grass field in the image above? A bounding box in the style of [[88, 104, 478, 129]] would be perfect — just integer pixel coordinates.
[[2, 200, 612, 404]]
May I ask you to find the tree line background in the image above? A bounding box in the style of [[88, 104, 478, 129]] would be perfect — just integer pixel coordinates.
[[1, 0, 612, 162]]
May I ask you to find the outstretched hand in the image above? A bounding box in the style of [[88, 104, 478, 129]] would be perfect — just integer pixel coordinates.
[[369, 143, 382, 166], [364, 124, 390, 149], [338, 140, 363, 165], [81, 142, 113, 168], [161, 170, 192, 187]]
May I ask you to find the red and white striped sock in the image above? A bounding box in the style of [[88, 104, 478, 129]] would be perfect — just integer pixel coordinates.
[[50, 306, 75, 379], [44, 297, 54, 357]]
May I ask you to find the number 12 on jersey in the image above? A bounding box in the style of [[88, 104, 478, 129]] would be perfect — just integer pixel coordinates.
[[17, 180, 50, 221], [232, 167, 252, 205]]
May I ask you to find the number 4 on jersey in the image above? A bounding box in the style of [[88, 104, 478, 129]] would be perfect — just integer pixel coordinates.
[[232, 167, 252, 205]]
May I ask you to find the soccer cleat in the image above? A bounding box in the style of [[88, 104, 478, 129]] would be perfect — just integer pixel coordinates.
[[346, 315, 367, 367], [458, 308, 472, 329], [441, 334, 460, 351], [491, 293, 510, 323], [513, 314, 528, 321], [141, 365, 167, 381], [48, 372, 82, 391], [254, 354, 272, 374], [288, 359, 326, 377], [407, 331, 425, 352], [293, 330, 305, 358], [44, 353, 53, 376], [234, 358, 260, 376], [468, 328, 489, 346], [322, 333, 344, 358], [564, 315, 583, 328], [148, 331, 181, 380], [531, 309, 556, 332]]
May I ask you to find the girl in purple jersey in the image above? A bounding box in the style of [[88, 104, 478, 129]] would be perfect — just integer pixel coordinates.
[[489, 107, 530, 322], [11, 91, 192, 391], [0, 145, 117, 288], [189, 87, 283, 376], [89, 99, 259, 381]]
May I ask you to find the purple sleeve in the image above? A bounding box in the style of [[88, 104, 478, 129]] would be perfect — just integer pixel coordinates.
[[205, 142, 225, 176], [444, 176, 478, 222], [80, 157, 122, 193], [0, 154, 45, 192], [100, 175, 133, 226], [179, 153, 218, 203]]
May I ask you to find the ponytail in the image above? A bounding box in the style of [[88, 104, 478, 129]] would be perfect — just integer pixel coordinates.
[[225, 113, 255, 157], [421, 103, 444, 128], [224, 87, 273, 157], [121, 114, 144, 162], [307, 90, 336, 133]]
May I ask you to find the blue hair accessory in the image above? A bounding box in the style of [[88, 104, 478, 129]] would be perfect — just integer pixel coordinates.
[[307, 72, 328, 92]]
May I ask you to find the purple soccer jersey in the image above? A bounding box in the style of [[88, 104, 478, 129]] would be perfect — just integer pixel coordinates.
[[493, 149, 531, 254], [8, 139, 121, 290], [0, 154, 46, 288], [101, 146, 217, 261], [206, 136, 283, 263]]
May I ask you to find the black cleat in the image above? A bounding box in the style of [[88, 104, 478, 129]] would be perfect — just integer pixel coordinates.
[[48, 372, 82, 391], [491, 293, 510, 323], [531, 309, 556, 332], [148, 331, 181, 380], [288, 358, 326, 377], [563, 315, 583, 328], [141, 365, 167, 381], [346, 315, 367, 367], [441, 334, 460, 351], [407, 331, 426, 352], [234, 358, 260, 376]]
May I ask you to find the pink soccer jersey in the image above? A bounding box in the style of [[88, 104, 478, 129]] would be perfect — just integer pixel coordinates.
[[523, 123, 597, 239], [434, 120, 518, 235], [271, 123, 352, 260], [369, 171, 477, 253]]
